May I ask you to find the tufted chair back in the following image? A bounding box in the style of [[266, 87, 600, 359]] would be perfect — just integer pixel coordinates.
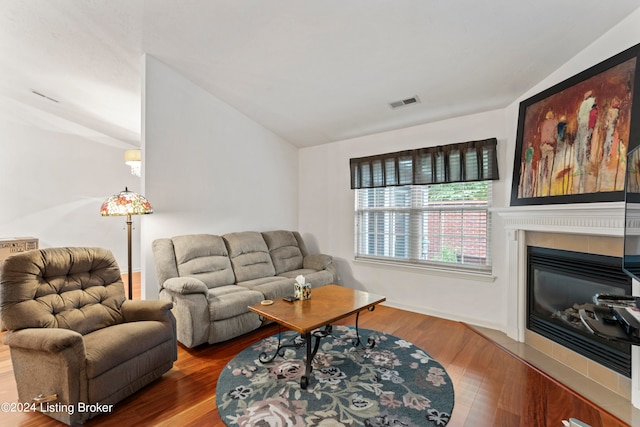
[[0, 247, 126, 335]]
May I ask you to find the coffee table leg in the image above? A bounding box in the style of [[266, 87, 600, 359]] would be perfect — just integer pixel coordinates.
[[301, 332, 312, 389], [258, 326, 305, 364], [300, 326, 332, 389], [353, 307, 377, 348]]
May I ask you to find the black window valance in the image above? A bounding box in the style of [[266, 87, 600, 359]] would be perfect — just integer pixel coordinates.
[[350, 137, 499, 189]]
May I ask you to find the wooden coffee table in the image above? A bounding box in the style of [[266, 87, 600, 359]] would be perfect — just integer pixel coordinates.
[[248, 284, 386, 388]]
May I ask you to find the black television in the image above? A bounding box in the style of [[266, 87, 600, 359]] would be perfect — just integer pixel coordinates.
[[623, 144, 640, 282]]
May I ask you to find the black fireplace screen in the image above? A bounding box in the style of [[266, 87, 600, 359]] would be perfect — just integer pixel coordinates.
[[527, 246, 632, 377]]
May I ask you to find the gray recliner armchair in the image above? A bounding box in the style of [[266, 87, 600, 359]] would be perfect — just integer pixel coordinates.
[[0, 247, 177, 425]]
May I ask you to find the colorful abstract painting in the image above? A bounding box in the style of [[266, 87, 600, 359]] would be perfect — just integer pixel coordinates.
[[511, 44, 640, 206]]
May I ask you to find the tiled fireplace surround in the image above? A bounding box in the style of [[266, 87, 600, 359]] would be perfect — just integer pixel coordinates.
[[496, 202, 640, 407]]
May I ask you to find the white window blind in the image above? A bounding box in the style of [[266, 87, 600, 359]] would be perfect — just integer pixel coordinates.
[[355, 181, 492, 271]]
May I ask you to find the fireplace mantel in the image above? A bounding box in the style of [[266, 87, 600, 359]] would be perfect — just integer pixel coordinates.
[[493, 202, 625, 236], [494, 201, 640, 408], [494, 201, 626, 343]]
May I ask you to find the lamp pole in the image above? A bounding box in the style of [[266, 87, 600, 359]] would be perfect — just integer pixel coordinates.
[[126, 213, 133, 299]]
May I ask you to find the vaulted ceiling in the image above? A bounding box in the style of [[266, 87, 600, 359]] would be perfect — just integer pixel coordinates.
[[1, 1, 638, 148]]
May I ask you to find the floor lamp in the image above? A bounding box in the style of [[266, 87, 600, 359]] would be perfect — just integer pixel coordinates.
[[100, 187, 153, 299]]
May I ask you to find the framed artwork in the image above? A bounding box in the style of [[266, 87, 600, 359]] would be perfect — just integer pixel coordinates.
[[510, 43, 640, 206]]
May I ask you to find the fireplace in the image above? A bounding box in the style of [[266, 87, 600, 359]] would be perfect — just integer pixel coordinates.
[[495, 203, 640, 404], [527, 246, 631, 376]]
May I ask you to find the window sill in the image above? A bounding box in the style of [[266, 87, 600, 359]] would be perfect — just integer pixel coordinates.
[[353, 257, 497, 283]]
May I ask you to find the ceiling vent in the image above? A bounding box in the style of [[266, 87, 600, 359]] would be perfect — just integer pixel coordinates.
[[32, 90, 59, 103], [389, 95, 420, 109]]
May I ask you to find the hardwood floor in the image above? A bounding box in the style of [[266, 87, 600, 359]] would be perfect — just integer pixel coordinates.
[[0, 275, 630, 427]]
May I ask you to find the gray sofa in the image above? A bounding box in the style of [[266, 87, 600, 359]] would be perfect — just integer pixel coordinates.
[[152, 230, 337, 347]]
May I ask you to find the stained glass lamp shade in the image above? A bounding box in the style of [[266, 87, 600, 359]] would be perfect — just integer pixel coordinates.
[[100, 188, 153, 299], [100, 187, 153, 217]]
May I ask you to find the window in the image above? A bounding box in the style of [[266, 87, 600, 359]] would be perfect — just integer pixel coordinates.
[[355, 181, 492, 271], [350, 138, 498, 273]]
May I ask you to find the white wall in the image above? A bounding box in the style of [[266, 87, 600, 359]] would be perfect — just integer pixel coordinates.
[[298, 8, 640, 333], [141, 56, 299, 299], [0, 113, 140, 271]]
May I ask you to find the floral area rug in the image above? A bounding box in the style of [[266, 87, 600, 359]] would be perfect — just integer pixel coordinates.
[[216, 326, 454, 426]]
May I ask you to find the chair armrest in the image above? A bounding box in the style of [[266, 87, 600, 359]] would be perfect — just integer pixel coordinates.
[[162, 277, 208, 295], [303, 253, 333, 271], [3, 328, 84, 354], [121, 299, 174, 323]]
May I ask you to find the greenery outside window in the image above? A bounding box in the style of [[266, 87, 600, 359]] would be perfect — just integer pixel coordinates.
[[350, 138, 498, 272]]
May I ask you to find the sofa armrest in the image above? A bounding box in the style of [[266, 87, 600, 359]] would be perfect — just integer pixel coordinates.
[[158, 280, 210, 348], [121, 299, 174, 323], [3, 328, 84, 354], [303, 253, 333, 271], [162, 277, 208, 295]]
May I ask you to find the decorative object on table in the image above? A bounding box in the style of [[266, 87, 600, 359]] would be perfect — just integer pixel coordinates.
[[294, 274, 311, 300], [510, 42, 640, 206], [101, 187, 153, 299], [216, 325, 454, 427]]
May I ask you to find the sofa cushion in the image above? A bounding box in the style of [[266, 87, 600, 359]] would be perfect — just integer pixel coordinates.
[[262, 230, 304, 275], [223, 232, 276, 282], [207, 286, 264, 321], [237, 277, 296, 300], [172, 234, 236, 288]]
